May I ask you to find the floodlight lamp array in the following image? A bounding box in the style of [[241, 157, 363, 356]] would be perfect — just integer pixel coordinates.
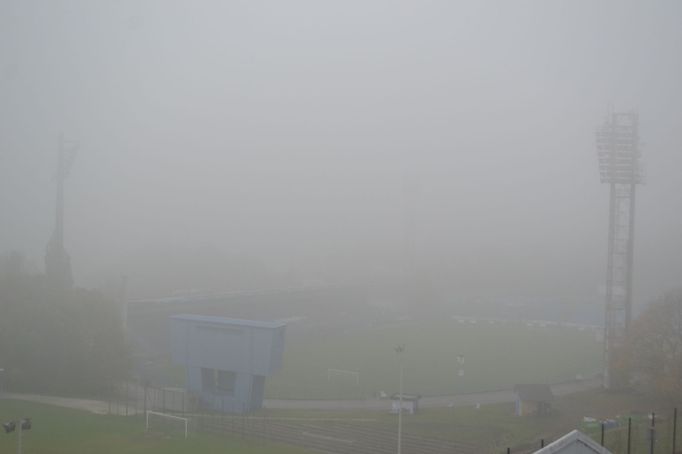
[[596, 112, 643, 184], [2, 418, 31, 434]]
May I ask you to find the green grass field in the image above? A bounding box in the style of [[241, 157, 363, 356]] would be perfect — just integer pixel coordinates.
[[2, 389, 672, 454], [0, 399, 310, 454], [266, 320, 602, 399]]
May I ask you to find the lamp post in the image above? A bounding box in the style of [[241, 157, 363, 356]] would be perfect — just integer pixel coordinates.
[[3, 418, 31, 454], [395, 344, 405, 454]]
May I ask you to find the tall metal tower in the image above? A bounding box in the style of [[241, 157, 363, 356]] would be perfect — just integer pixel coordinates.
[[402, 174, 421, 315], [402, 175, 419, 279], [45, 135, 77, 292], [595, 111, 643, 389]]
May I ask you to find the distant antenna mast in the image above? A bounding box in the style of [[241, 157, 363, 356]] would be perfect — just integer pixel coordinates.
[[45, 134, 78, 291], [402, 174, 419, 278], [402, 174, 421, 315], [595, 111, 643, 389]]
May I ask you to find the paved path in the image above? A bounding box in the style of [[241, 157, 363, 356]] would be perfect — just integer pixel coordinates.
[[0, 392, 111, 414], [1, 377, 601, 414], [263, 377, 602, 411]]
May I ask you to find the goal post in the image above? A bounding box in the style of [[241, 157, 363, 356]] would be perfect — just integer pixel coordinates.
[[327, 368, 360, 386], [145, 410, 189, 439]]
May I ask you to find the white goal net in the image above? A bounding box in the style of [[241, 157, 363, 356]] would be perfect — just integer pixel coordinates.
[[145, 411, 189, 439]]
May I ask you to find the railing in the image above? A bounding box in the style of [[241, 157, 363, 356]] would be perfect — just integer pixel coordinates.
[[504, 408, 679, 454]]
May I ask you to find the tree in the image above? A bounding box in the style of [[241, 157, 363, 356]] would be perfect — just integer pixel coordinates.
[[0, 261, 130, 394], [621, 292, 682, 401]]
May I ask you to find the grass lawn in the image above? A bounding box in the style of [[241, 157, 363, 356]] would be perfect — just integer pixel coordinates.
[[0, 399, 311, 454], [266, 320, 602, 399], [2, 389, 675, 454]]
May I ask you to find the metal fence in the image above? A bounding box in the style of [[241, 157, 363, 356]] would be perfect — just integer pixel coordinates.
[[102, 382, 679, 454], [104, 380, 193, 417], [505, 408, 679, 454]]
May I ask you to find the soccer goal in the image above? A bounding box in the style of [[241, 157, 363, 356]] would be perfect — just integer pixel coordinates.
[[145, 410, 189, 439], [327, 368, 360, 386]]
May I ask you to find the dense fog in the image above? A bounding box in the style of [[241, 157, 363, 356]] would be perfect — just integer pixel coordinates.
[[1, 1, 681, 307]]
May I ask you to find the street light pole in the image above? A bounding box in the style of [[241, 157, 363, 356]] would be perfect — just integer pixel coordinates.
[[16, 420, 21, 454], [398, 361, 403, 454], [395, 344, 405, 454], [3, 418, 30, 454]]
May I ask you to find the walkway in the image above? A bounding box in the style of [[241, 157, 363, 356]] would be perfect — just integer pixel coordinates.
[[0, 377, 601, 414], [263, 377, 601, 410]]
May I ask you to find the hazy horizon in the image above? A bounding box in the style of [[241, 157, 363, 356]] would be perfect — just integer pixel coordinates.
[[2, 1, 681, 305]]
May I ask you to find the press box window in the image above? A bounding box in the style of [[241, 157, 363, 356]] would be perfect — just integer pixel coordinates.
[[201, 367, 215, 392], [217, 370, 236, 395]]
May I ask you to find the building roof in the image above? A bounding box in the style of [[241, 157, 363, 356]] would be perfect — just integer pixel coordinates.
[[170, 314, 286, 329], [532, 430, 611, 453], [514, 384, 554, 402]]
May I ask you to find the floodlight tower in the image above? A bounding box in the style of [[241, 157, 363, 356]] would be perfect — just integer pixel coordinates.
[[595, 111, 643, 389], [45, 135, 77, 292]]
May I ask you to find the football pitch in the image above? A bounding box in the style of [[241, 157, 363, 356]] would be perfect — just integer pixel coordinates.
[[266, 320, 602, 399], [0, 399, 310, 454]]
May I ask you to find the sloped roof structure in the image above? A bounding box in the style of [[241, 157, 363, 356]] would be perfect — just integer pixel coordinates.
[[533, 430, 612, 454]]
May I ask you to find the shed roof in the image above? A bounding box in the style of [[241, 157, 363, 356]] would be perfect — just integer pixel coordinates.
[[170, 314, 286, 329], [532, 430, 611, 453], [514, 384, 554, 402]]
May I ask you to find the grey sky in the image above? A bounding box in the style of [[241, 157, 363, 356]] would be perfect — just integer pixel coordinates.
[[1, 1, 681, 302]]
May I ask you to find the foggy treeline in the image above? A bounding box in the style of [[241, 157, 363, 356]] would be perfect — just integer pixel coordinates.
[[0, 252, 128, 393]]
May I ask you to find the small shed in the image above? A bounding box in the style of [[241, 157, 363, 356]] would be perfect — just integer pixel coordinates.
[[390, 393, 421, 414], [514, 384, 553, 416], [532, 430, 612, 453]]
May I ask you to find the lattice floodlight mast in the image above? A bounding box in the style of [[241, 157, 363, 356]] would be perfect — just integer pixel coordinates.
[[596, 111, 643, 389], [45, 135, 77, 292]]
